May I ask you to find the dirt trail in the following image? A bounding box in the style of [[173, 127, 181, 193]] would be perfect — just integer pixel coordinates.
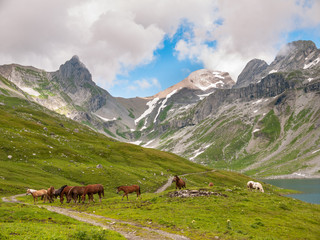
[[2, 195, 189, 240], [155, 170, 216, 193]]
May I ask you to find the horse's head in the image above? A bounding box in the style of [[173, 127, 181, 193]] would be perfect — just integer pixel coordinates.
[[26, 189, 31, 195], [116, 186, 120, 194], [172, 175, 179, 183]]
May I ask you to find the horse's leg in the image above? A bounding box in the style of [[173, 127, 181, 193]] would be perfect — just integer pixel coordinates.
[[98, 192, 101, 203]]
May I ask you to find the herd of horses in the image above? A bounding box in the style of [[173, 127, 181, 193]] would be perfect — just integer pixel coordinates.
[[26, 184, 141, 204], [26, 175, 264, 204]]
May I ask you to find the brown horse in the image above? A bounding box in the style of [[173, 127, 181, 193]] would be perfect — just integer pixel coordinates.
[[47, 186, 55, 203], [67, 186, 86, 203], [27, 189, 48, 204], [172, 175, 186, 189], [116, 185, 141, 200], [60, 185, 73, 204], [81, 184, 104, 203]]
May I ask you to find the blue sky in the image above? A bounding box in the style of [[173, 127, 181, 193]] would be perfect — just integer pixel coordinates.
[[112, 25, 205, 98], [0, 0, 320, 98]]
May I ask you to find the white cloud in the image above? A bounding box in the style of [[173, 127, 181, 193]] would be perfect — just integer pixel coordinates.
[[128, 78, 161, 91], [0, 0, 319, 89], [175, 0, 320, 80]]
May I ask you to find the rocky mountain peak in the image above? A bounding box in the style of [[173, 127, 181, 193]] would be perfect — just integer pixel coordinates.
[[270, 40, 320, 72], [57, 55, 92, 85], [234, 40, 320, 88], [275, 40, 317, 59], [234, 59, 268, 88], [153, 69, 234, 99]]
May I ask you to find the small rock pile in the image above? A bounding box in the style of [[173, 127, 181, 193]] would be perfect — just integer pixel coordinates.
[[169, 189, 227, 198]]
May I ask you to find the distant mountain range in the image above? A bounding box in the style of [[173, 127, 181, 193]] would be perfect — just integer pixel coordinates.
[[1, 40, 320, 179]]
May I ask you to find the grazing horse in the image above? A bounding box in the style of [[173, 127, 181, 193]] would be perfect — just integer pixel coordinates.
[[67, 186, 86, 203], [54, 185, 67, 199], [172, 175, 186, 190], [82, 184, 104, 203], [116, 185, 141, 201], [247, 181, 264, 193], [60, 185, 74, 204], [47, 186, 55, 203], [27, 189, 48, 204]]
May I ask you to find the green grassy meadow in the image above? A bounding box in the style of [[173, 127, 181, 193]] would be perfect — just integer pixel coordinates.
[[1, 95, 320, 239]]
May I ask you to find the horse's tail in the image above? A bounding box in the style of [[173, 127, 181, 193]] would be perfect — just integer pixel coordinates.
[[101, 185, 105, 197]]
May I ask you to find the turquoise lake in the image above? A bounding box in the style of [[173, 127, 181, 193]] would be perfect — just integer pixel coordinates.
[[264, 178, 320, 204]]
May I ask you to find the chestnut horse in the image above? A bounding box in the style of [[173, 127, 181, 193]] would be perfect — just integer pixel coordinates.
[[60, 185, 73, 204], [82, 184, 104, 203], [116, 185, 141, 200], [27, 189, 48, 204], [172, 175, 186, 190], [67, 186, 86, 203], [47, 186, 55, 203]]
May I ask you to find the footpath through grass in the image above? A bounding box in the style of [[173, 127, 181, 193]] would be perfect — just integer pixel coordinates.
[[0, 201, 125, 240]]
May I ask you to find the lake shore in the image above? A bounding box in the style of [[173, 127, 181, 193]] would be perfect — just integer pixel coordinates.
[[263, 172, 320, 179]]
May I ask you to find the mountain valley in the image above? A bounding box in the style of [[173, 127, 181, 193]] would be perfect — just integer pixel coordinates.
[[1, 40, 320, 179]]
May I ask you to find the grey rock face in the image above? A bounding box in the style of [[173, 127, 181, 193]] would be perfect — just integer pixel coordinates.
[[234, 59, 268, 88], [234, 40, 320, 88]]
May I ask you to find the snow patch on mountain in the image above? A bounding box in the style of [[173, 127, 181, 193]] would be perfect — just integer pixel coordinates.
[[154, 89, 178, 123], [303, 57, 320, 69], [189, 144, 211, 161], [135, 97, 159, 126], [269, 69, 278, 74], [195, 80, 225, 91], [212, 71, 225, 79], [21, 87, 40, 96], [198, 92, 214, 100], [94, 113, 116, 122]]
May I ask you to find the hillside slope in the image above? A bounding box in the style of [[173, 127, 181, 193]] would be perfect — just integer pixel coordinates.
[[0, 94, 209, 197]]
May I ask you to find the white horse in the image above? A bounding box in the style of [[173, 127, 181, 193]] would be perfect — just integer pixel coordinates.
[[247, 181, 264, 193]]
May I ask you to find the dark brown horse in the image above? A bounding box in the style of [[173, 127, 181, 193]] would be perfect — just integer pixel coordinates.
[[67, 186, 86, 203], [54, 185, 67, 199], [172, 175, 186, 189], [47, 186, 55, 203], [60, 185, 73, 204], [116, 185, 141, 200], [81, 184, 104, 203]]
